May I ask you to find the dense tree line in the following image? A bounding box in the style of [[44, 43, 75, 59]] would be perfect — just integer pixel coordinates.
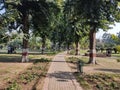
[[0, 0, 120, 64]]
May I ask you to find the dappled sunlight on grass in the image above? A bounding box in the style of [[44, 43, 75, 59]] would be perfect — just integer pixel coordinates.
[[66, 55, 89, 64], [0, 53, 54, 63], [112, 53, 120, 58]]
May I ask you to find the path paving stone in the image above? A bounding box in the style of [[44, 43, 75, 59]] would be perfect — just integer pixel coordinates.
[[42, 52, 83, 90]]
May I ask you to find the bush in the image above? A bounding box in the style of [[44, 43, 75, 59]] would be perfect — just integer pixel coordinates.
[[69, 50, 75, 55], [7, 81, 21, 90], [33, 58, 50, 64], [115, 45, 120, 53], [116, 59, 120, 62]]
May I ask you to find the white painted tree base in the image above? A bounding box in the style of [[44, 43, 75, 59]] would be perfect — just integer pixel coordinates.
[[89, 58, 96, 64], [21, 49, 29, 62], [22, 55, 29, 62]]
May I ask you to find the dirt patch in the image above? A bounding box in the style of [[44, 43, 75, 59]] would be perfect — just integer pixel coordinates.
[[0, 63, 32, 89], [0, 53, 53, 89]]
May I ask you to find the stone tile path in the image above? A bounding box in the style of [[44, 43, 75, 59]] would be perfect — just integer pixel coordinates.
[[42, 52, 83, 90]]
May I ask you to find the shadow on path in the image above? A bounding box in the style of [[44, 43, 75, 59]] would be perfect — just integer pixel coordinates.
[[48, 71, 75, 82]]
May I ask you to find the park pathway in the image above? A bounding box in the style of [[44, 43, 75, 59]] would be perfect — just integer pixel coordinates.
[[42, 52, 83, 90]]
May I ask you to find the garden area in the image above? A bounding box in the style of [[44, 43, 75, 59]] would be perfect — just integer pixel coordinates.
[[0, 0, 120, 90], [0, 51, 54, 90], [66, 50, 120, 90]]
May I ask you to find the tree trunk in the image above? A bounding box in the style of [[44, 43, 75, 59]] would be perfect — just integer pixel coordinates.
[[52, 41, 56, 51], [41, 38, 46, 54], [21, 14, 29, 62], [67, 43, 70, 54], [75, 41, 80, 55], [88, 27, 96, 64], [58, 42, 61, 51]]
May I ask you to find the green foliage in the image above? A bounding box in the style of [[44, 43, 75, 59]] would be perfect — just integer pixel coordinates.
[[75, 0, 119, 28], [64, 0, 90, 46], [119, 2, 120, 6], [76, 75, 91, 90], [116, 59, 120, 62], [115, 45, 120, 52], [67, 57, 78, 63], [7, 81, 21, 90], [67, 56, 88, 64], [96, 84, 104, 90], [75, 73, 120, 90], [19, 71, 38, 83], [33, 58, 50, 64], [110, 82, 118, 89], [29, 36, 42, 50], [69, 50, 75, 55]]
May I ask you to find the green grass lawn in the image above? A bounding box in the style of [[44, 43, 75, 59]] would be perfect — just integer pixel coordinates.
[[118, 2, 120, 6], [69, 49, 88, 55], [112, 53, 120, 58]]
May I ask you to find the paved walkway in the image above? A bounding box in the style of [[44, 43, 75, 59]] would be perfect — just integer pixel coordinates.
[[42, 52, 83, 90]]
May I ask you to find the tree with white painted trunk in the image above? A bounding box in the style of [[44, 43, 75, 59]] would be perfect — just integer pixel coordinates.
[[31, 2, 60, 54], [65, 0, 119, 64], [88, 27, 96, 64], [4, 0, 50, 62], [64, 0, 89, 55]]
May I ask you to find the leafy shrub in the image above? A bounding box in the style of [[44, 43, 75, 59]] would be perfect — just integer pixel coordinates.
[[110, 82, 118, 88], [96, 84, 104, 90], [19, 72, 38, 83], [115, 45, 120, 53], [7, 81, 21, 90], [47, 51, 58, 55], [116, 59, 120, 62], [33, 58, 50, 64], [67, 57, 88, 64], [69, 50, 75, 55], [75, 73, 120, 90]]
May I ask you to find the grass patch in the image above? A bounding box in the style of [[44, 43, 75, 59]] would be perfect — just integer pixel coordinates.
[[45, 51, 59, 56], [118, 2, 120, 6], [33, 58, 51, 64], [76, 74, 91, 90], [112, 53, 120, 58], [75, 73, 120, 90], [66, 56, 89, 64], [7, 80, 21, 90], [69, 49, 88, 55], [69, 50, 75, 55], [0, 53, 53, 63], [116, 59, 120, 62]]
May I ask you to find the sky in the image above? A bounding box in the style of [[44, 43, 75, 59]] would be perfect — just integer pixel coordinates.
[[96, 22, 120, 39]]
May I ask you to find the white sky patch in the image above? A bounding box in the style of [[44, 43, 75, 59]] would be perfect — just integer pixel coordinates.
[[96, 22, 120, 39]]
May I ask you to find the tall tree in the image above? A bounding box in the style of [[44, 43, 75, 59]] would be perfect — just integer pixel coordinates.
[[3, 0, 50, 62], [64, 0, 89, 55], [32, 2, 60, 54], [74, 0, 119, 64]]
